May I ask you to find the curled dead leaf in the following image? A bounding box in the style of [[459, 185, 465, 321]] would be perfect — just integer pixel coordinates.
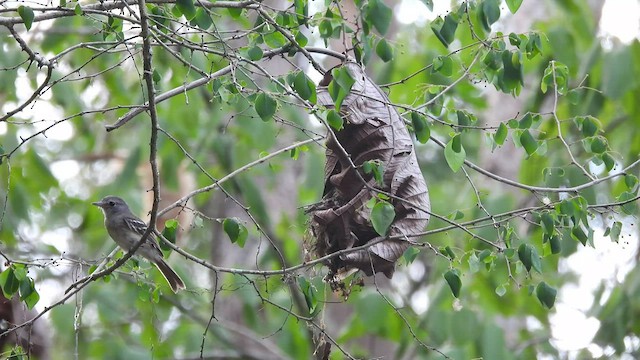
[[306, 62, 430, 279]]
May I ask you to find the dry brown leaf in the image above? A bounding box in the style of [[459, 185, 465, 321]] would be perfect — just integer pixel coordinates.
[[307, 62, 430, 279]]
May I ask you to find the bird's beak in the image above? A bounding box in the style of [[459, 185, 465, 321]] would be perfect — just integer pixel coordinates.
[[92, 201, 104, 208]]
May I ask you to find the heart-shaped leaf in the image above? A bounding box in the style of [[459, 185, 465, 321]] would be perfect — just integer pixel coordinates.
[[371, 200, 395, 236], [444, 270, 462, 298], [255, 93, 277, 121]]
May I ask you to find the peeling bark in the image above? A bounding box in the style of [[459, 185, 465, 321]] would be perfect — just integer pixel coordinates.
[[307, 62, 430, 279]]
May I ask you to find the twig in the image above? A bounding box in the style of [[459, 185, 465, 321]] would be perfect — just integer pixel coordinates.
[[371, 267, 451, 359], [105, 46, 343, 131], [412, 50, 481, 112], [429, 136, 640, 193], [254, 5, 325, 75], [0, 0, 258, 27], [1, 27, 53, 123], [550, 60, 595, 181], [157, 136, 323, 217]]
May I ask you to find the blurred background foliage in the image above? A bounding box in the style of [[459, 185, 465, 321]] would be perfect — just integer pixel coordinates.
[[1, 0, 639, 359]]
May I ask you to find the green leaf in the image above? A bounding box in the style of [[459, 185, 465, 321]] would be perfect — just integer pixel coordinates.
[[590, 136, 607, 154], [444, 134, 466, 172], [362, 160, 373, 174], [602, 152, 615, 172], [507, 118, 519, 128], [527, 34, 544, 60], [549, 235, 561, 254], [18, 6, 35, 31], [293, 71, 316, 103], [625, 174, 639, 191], [375, 39, 393, 62], [432, 56, 453, 76], [318, 19, 333, 39], [9, 346, 27, 360], [298, 277, 320, 317], [571, 225, 588, 246], [290, 147, 299, 160], [402, 247, 420, 264], [444, 246, 456, 260], [176, 0, 196, 20], [223, 218, 248, 248], [227, 7, 242, 18], [333, 67, 355, 94], [617, 191, 638, 215], [541, 65, 551, 94], [494, 123, 507, 145], [518, 243, 541, 274], [431, 14, 458, 48], [609, 221, 622, 243], [74, 3, 83, 15], [366, 0, 392, 35], [19, 278, 39, 309], [518, 113, 533, 129], [294, 0, 308, 25], [263, 31, 288, 48], [411, 112, 430, 143], [246, 45, 263, 61], [371, 200, 395, 236], [502, 50, 524, 91], [326, 109, 343, 130], [478, 249, 492, 263], [420, 0, 433, 11], [22, 287, 40, 310], [192, 8, 212, 30], [457, 110, 473, 127], [558, 196, 589, 225], [483, 49, 501, 71], [12, 265, 26, 281], [328, 66, 355, 110], [444, 270, 462, 298], [520, 130, 538, 156], [581, 116, 599, 137], [541, 61, 569, 95], [294, 31, 308, 47], [223, 218, 240, 243], [505, 0, 523, 13], [503, 248, 516, 259], [468, 253, 480, 273], [478, 0, 500, 32], [540, 212, 555, 235], [160, 219, 178, 251], [449, 210, 464, 221], [508, 32, 521, 47], [152, 69, 162, 85], [0, 268, 19, 298], [255, 93, 277, 121], [363, 160, 384, 186], [536, 281, 557, 309], [495, 284, 507, 297]]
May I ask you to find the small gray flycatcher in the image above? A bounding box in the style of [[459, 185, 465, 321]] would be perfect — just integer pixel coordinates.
[[92, 195, 185, 292]]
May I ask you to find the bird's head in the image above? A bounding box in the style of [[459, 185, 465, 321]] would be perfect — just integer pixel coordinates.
[[92, 195, 130, 215]]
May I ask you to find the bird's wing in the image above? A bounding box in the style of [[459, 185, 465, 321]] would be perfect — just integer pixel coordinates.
[[123, 216, 149, 236], [123, 216, 164, 255]]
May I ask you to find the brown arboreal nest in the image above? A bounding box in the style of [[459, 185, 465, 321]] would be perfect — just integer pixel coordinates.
[[306, 62, 430, 281]]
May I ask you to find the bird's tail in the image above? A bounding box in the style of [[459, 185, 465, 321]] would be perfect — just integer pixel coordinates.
[[154, 259, 185, 293]]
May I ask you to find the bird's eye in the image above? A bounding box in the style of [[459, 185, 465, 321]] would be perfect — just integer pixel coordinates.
[[108, 201, 115, 207]]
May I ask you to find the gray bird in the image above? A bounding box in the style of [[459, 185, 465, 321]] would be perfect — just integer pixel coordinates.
[[92, 196, 185, 292]]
